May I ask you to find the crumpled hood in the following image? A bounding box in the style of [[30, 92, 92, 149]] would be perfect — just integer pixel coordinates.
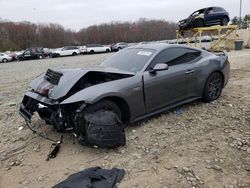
[[31, 66, 135, 100]]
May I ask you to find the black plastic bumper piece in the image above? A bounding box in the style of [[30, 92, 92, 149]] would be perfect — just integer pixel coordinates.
[[19, 103, 33, 122], [19, 91, 59, 122]]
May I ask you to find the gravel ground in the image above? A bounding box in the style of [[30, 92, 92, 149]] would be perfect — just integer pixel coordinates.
[[0, 50, 249, 188]]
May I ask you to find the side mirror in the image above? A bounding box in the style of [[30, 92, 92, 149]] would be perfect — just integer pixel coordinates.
[[149, 63, 169, 74]]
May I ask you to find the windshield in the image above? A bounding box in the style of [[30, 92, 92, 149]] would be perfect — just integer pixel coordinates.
[[101, 48, 155, 72]]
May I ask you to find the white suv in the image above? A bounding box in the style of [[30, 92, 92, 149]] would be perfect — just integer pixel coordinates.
[[53, 46, 80, 57], [82, 44, 111, 54]]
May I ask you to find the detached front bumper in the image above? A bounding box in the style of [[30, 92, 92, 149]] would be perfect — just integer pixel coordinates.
[[19, 91, 59, 122]]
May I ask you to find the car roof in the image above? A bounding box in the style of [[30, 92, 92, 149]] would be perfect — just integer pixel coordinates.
[[196, 6, 224, 11], [127, 43, 197, 52]]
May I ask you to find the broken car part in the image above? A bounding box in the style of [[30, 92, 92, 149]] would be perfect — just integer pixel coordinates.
[[53, 167, 125, 188]]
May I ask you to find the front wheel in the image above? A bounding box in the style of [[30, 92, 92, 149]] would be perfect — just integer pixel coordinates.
[[72, 52, 77, 56], [203, 72, 223, 102], [2, 58, 8, 63], [18, 57, 24, 61], [77, 100, 121, 136], [76, 100, 125, 148]]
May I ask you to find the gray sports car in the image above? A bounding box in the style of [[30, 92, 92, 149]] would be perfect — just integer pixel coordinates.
[[20, 43, 230, 147]]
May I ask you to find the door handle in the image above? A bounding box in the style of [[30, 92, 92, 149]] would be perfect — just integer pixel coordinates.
[[185, 70, 195, 74]]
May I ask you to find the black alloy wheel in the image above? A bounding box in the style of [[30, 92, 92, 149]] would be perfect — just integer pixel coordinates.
[[203, 72, 223, 102]]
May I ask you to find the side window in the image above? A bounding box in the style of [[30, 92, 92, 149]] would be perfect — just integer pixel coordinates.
[[213, 7, 223, 12], [148, 48, 201, 70], [168, 49, 201, 66], [24, 50, 31, 55], [148, 48, 186, 70], [206, 8, 213, 14]]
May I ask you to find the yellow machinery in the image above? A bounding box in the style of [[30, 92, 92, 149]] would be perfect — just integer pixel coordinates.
[[176, 25, 237, 50]]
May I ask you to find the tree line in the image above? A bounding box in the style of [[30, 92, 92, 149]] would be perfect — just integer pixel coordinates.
[[231, 14, 250, 28], [0, 18, 177, 51]]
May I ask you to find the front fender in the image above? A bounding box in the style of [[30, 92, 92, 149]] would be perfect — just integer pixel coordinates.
[[60, 74, 146, 120], [61, 86, 127, 105], [60, 75, 142, 105]]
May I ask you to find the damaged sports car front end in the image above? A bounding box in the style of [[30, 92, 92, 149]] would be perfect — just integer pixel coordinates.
[[20, 44, 230, 148], [20, 67, 134, 147]]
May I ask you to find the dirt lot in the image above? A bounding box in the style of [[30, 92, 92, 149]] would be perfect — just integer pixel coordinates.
[[0, 50, 249, 188]]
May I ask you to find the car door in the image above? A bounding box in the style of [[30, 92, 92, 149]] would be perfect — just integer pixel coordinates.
[[60, 47, 69, 56], [205, 7, 221, 25], [97, 45, 104, 52], [23, 49, 32, 60], [68, 47, 74, 55], [143, 47, 201, 112]]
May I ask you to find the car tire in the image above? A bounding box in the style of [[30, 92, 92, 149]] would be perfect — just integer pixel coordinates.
[[38, 55, 43, 59], [117, 47, 122, 51], [195, 19, 204, 28], [221, 17, 228, 26], [72, 52, 77, 56], [77, 99, 122, 136], [18, 57, 24, 61], [90, 50, 95, 54], [106, 49, 110, 53], [2, 58, 8, 63], [202, 72, 223, 102]]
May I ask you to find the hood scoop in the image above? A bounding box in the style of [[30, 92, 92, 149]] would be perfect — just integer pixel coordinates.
[[44, 69, 63, 85]]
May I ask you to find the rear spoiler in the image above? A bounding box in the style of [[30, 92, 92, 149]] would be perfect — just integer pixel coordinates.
[[206, 49, 228, 57]]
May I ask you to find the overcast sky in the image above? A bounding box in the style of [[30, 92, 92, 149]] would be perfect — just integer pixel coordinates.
[[1, 0, 249, 31]]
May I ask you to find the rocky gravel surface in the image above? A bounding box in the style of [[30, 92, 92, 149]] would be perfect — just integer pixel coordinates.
[[0, 50, 249, 188]]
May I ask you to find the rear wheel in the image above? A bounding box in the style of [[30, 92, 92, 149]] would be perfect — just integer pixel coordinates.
[[203, 72, 223, 102], [195, 19, 204, 28], [38, 55, 43, 59], [72, 52, 77, 56], [106, 49, 110, 53], [221, 17, 228, 26], [90, 50, 95, 54]]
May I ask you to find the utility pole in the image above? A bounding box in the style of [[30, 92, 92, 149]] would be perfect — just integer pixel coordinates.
[[239, 0, 242, 29]]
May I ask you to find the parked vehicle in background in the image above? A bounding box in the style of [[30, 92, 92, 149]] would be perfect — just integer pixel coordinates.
[[179, 7, 230, 30], [0, 53, 13, 63], [111, 42, 128, 51], [17, 47, 45, 61], [43, 48, 54, 57], [82, 44, 111, 54], [52, 46, 80, 57]]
